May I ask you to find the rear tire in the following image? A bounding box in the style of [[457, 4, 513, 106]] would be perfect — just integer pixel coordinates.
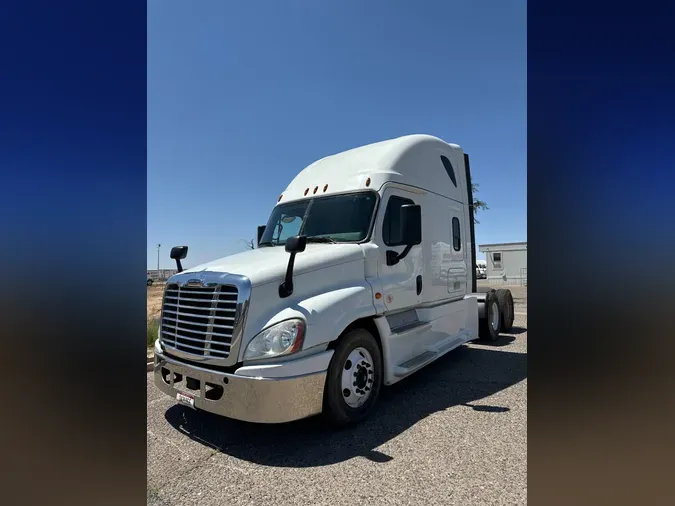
[[496, 289, 514, 332], [323, 328, 383, 425], [479, 291, 501, 341]]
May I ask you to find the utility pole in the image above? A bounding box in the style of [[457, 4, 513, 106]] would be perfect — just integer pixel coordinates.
[[157, 244, 161, 276]]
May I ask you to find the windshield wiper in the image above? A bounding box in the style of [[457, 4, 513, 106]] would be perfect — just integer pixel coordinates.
[[257, 241, 277, 247], [305, 236, 337, 244]]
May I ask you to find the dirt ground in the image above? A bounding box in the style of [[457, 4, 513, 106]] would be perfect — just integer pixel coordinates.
[[147, 283, 165, 321]]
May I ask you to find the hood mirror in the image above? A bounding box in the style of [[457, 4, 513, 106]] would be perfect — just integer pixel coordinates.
[[279, 235, 307, 298], [170, 246, 188, 272]]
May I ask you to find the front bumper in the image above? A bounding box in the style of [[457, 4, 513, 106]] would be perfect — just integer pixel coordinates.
[[154, 352, 328, 423]]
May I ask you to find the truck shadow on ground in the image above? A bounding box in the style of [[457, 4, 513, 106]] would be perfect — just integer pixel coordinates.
[[164, 345, 526, 468], [470, 334, 519, 347]]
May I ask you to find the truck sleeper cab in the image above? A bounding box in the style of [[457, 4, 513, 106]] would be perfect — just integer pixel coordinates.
[[154, 134, 514, 425]]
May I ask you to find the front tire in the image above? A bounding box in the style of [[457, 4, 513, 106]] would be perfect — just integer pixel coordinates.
[[323, 328, 383, 425]]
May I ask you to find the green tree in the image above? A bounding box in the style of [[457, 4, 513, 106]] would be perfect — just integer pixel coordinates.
[[471, 183, 489, 224]]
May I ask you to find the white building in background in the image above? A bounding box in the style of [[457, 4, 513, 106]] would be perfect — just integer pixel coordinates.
[[478, 242, 527, 285]]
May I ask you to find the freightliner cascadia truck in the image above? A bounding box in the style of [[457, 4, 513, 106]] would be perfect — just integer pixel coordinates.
[[153, 134, 515, 425]]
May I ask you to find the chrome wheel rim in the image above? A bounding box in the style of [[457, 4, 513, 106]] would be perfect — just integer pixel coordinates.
[[491, 301, 499, 331], [341, 347, 374, 408]]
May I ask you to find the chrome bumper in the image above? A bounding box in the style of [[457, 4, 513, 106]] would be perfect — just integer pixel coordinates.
[[153, 352, 327, 423]]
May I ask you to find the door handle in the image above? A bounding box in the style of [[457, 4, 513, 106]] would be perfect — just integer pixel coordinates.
[[416, 275, 423, 295]]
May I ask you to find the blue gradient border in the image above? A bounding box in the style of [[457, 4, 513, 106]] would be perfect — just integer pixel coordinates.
[[529, 1, 675, 504], [0, 2, 147, 505]]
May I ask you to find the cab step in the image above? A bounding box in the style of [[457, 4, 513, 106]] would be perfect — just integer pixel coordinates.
[[394, 350, 437, 377], [390, 320, 431, 335], [392, 330, 471, 378]]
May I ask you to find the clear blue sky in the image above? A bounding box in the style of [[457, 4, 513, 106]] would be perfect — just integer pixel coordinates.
[[148, 0, 526, 269]]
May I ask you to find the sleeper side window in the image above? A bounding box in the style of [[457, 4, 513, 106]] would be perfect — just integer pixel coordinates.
[[440, 155, 457, 187], [383, 196, 415, 246], [452, 217, 461, 251]]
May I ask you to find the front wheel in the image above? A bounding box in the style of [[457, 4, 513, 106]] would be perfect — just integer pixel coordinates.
[[323, 328, 383, 425]]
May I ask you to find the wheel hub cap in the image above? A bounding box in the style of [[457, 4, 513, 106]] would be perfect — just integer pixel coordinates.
[[341, 347, 374, 408], [491, 301, 499, 331]]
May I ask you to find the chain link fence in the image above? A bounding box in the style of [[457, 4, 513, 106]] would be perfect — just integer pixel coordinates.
[[147, 269, 177, 283]]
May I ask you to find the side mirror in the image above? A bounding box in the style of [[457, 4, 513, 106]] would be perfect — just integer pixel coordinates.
[[386, 205, 422, 266], [257, 225, 266, 246], [170, 246, 188, 272], [279, 235, 307, 298], [170, 246, 188, 260], [285, 235, 307, 253], [400, 204, 422, 245]]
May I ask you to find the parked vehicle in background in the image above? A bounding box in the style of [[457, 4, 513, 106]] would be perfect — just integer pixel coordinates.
[[153, 134, 514, 425], [476, 261, 487, 279], [147, 273, 154, 286]]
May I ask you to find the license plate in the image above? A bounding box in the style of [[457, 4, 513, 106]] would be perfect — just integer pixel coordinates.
[[176, 391, 195, 409]]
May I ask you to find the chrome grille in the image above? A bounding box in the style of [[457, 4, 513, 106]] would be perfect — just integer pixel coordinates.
[[160, 283, 239, 359]]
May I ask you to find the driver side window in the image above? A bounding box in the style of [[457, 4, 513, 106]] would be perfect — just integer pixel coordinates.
[[273, 214, 302, 242], [382, 196, 415, 246]]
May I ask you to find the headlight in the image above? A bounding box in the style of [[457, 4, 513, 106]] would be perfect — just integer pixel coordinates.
[[243, 319, 306, 361]]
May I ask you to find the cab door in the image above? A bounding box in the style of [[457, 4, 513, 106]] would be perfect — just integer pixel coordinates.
[[375, 187, 424, 313]]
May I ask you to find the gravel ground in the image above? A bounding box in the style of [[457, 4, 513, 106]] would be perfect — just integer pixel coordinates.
[[147, 290, 527, 505]]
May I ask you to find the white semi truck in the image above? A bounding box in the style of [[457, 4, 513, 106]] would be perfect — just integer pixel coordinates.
[[153, 134, 515, 425], [476, 260, 487, 279]]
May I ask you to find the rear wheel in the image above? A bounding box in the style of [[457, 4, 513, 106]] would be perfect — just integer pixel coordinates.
[[147, 279, 153, 286], [496, 289, 514, 332], [479, 291, 501, 341], [323, 328, 383, 425]]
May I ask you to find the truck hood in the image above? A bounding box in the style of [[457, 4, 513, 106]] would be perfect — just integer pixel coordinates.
[[182, 243, 365, 287]]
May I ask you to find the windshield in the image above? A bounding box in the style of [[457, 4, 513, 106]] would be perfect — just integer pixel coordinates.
[[259, 192, 377, 246]]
